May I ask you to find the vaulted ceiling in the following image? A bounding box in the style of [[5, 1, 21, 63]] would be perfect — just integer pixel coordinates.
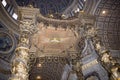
[[15, 0, 120, 50], [16, 0, 74, 15], [29, 57, 67, 80], [0, 0, 120, 80], [94, 0, 120, 50]]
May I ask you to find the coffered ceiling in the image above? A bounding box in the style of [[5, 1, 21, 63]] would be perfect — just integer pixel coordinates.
[[94, 0, 120, 50]]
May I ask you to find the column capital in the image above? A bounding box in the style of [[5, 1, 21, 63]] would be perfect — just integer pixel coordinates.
[[18, 7, 39, 35]]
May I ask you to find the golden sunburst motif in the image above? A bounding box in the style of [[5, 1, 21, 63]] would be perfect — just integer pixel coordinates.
[[50, 37, 61, 43]]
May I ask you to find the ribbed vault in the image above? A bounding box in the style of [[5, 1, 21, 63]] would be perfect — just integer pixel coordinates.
[[16, 0, 74, 15]]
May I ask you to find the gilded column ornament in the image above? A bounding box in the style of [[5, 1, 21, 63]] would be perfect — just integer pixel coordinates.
[[9, 7, 39, 80], [79, 13, 120, 80]]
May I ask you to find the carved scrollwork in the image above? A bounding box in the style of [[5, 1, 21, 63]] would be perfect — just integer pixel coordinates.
[[19, 21, 38, 35]]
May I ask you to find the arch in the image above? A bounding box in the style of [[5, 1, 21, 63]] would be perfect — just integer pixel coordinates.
[[0, 27, 17, 54]]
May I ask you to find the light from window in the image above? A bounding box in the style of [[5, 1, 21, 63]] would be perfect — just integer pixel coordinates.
[[2, 0, 7, 7], [12, 13, 18, 20], [75, 8, 80, 13]]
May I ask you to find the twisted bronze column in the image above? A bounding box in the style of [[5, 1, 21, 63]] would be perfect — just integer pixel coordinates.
[[10, 7, 39, 80]]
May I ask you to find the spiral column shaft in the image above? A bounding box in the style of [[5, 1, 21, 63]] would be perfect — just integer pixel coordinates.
[[10, 7, 39, 80]]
